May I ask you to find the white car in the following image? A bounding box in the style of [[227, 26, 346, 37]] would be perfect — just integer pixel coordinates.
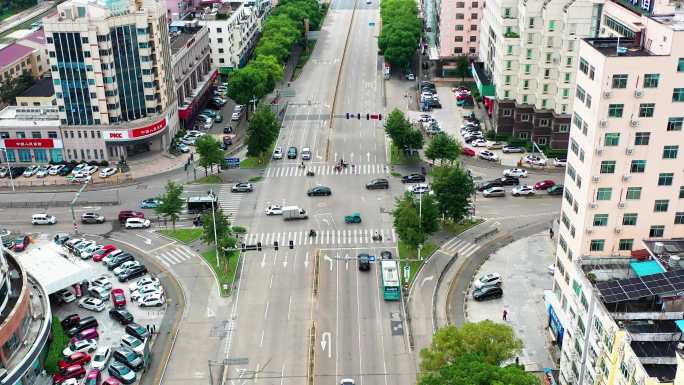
[[74, 240, 96, 254], [121, 334, 146, 355], [91, 346, 112, 370], [478, 151, 498, 161], [265, 205, 283, 215], [406, 72, 415, 80], [474, 273, 502, 289], [177, 143, 190, 153], [48, 164, 66, 175], [88, 285, 110, 300], [181, 137, 197, 145], [512, 185, 536, 196], [407, 183, 430, 194], [35, 165, 50, 178], [113, 260, 141, 276], [78, 296, 106, 312], [128, 276, 160, 292], [231, 112, 241, 121], [503, 168, 528, 178], [131, 285, 164, 301], [71, 163, 87, 174], [185, 130, 204, 138], [139, 292, 165, 307], [23, 165, 39, 177], [272, 147, 283, 160], [99, 167, 117, 178], [471, 139, 488, 147], [301, 147, 312, 160], [553, 158, 567, 167], [524, 154, 547, 166], [125, 217, 151, 229], [418, 114, 434, 123], [91, 275, 113, 290], [56, 289, 76, 303], [83, 165, 99, 175], [63, 339, 97, 356], [71, 174, 92, 184], [79, 243, 103, 259]]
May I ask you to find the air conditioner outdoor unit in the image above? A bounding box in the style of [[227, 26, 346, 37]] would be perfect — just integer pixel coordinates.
[[603, 91, 611, 98], [595, 147, 603, 154], [590, 203, 598, 209], [634, 89, 644, 98], [625, 146, 634, 155], [599, 120, 607, 127], [623, 174, 631, 181], [614, 227, 622, 234], [586, 227, 594, 233], [592, 176, 600, 182], [618, 202, 625, 208], [630, 120, 639, 127]]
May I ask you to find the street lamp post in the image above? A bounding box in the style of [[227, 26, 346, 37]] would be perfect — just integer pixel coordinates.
[[418, 191, 423, 260], [0, 149, 15, 192], [70, 182, 88, 235], [210, 189, 219, 266]]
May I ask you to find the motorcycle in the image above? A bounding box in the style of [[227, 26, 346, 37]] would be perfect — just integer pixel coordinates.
[[372, 233, 383, 241], [306, 170, 315, 176], [309, 229, 317, 238]]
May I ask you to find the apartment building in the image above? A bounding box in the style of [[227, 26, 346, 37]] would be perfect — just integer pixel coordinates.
[[434, 0, 483, 66], [41, 0, 179, 163], [478, 0, 602, 149], [546, 3, 684, 384], [0, 29, 49, 84], [199, 1, 261, 75]]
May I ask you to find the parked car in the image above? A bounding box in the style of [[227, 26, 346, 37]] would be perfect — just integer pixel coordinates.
[[503, 168, 528, 178], [138, 292, 165, 307], [534, 180, 556, 190], [23, 165, 39, 177], [461, 147, 476, 157], [487, 142, 505, 150], [78, 297, 106, 312], [113, 261, 141, 276], [272, 147, 283, 160], [125, 323, 150, 341], [56, 289, 77, 304], [63, 339, 98, 356], [35, 165, 50, 178], [482, 187, 505, 198], [91, 275, 113, 290], [111, 288, 126, 308], [53, 364, 87, 384], [13, 235, 30, 252], [472, 286, 503, 301], [58, 165, 73, 176], [85, 369, 101, 385], [49, 164, 66, 175], [365, 178, 389, 190], [473, 273, 502, 289], [91, 346, 112, 370], [70, 328, 99, 343], [106, 253, 135, 270], [118, 265, 148, 282], [553, 158, 567, 167], [524, 154, 547, 166], [107, 361, 136, 384], [128, 277, 159, 293], [547, 184, 564, 195], [502, 146, 525, 153], [65, 316, 99, 337], [109, 308, 134, 325], [307, 186, 332, 196], [121, 334, 145, 355], [118, 211, 145, 223], [401, 174, 425, 183], [81, 212, 105, 224], [511, 185, 536, 196], [59, 352, 92, 369], [498, 176, 520, 186], [264, 205, 283, 215], [139, 199, 161, 209], [113, 346, 143, 371], [301, 147, 312, 160], [478, 151, 498, 161], [407, 183, 430, 194], [88, 285, 110, 301], [61, 314, 81, 330], [231, 183, 253, 193], [124, 218, 151, 229], [94, 248, 119, 262], [99, 168, 117, 178], [131, 285, 163, 301]]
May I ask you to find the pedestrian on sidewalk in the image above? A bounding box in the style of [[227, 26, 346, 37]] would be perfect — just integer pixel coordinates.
[[549, 228, 554, 238], [190, 152, 194, 161], [502, 309, 508, 321]]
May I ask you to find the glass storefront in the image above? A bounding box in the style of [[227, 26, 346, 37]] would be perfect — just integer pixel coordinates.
[[17, 149, 31, 162], [50, 149, 63, 162], [34, 149, 47, 163]]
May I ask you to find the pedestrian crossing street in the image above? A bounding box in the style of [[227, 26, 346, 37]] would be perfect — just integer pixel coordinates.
[[241, 228, 397, 246], [265, 163, 389, 178], [217, 185, 243, 218], [151, 245, 197, 267], [440, 237, 480, 258]]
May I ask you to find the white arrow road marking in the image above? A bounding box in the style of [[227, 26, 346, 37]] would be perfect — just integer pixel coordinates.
[[366, 152, 371, 162], [135, 234, 152, 245], [321, 332, 332, 358], [261, 253, 266, 268], [207, 306, 215, 317], [421, 275, 434, 287], [345, 254, 349, 270], [304, 251, 310, 268], [324, 255, 333, 271], [283, 254, 288, 268]]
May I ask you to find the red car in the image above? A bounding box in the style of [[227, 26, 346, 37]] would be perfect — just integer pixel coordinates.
[[462, 147, 476, 157], [118, 210, 144, 223], [85, 369, 101, 385], [59, 352, 91, 369], [103, 377, 122, 385], [111, 288, 126, 308], [93, 245, 117, 262], [13, 235, 30, 252], [53, 364, 86, 384], [534, 180, 556, 190]]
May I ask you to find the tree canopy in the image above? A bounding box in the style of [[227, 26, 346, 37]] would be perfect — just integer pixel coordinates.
[[384, 108, 424, 152], [201, 208, 231, 245], [430, 165, 474, 222], [195, 135, 225, 176], [393, 192, 439, 249], [154, 181, 185, 230], [379, 0, 421, 68], [246, 106, 280, 157], [425, 133, 461, 165], [419, 353, 539, 385]]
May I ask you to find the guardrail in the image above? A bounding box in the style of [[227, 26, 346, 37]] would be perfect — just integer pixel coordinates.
[[473, 228, 498, 243]]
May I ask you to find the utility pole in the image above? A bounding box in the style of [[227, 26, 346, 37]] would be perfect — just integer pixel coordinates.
[[70, 182, 88, 235], [210, 189, 219, 266]]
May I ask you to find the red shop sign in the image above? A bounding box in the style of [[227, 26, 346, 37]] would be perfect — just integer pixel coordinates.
[[130, 118, 167, 138], [4, 138, 54, 148]]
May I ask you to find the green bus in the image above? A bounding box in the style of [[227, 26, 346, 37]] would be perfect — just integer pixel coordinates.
[[381, 260, 401, 301]]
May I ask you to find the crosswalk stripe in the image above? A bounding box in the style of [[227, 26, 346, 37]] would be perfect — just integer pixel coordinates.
[[168, 248, 187, 261], [459, 243, 480, 257], [161, 252, 180, 264], [263, 163, 391, 178]]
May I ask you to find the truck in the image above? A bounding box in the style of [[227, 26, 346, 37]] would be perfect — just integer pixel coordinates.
[[187, 195, 218, 214], [282, 206, 308, 220]]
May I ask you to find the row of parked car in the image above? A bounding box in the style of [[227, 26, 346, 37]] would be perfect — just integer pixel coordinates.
[[0, 163, 120, 183], [419, 81, 442, 110], [477, 169, 563, 197]]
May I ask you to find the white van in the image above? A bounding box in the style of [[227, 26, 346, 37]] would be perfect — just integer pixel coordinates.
[[125, 217, 151, 229], [31, 213, 56, 225]]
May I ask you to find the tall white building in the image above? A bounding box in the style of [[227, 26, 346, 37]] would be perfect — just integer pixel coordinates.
[[478, 0, 602, 149], [546, 2, 684, 384]]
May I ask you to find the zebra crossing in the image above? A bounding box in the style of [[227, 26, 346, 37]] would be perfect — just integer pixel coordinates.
[[241, 228, 397, 246], [440, 237, 480, 258], [265, 163, 389, 178], [217, 185, 243, 218], [151, 245, 196, 267]]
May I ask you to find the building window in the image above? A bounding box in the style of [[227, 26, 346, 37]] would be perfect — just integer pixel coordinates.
[[456, 1, 464, 6], [579, 58, 589, 74], [634, 132, 650, 145], [48, 131, 58, 138], [455, 36, 463, 42], [526, 49, 533, 59], [626, 187, 642, 200], [650, 225, 665, 238], [659, 173, 674, 186], [600, 161, 616, 174], [673, 88, 684, 102], [596, 188, 612, 201], [31, 131, 41, 138], [590, 240, 605, 252], [678, 58, 684, 72], [612, 74, 628, 88], [593, 214, 608, 226], [471, 13, 477, 19], [663, 145, 679, 159], [586, 94, 592, 108], [470, 24, 477, 31], [456, 13, 464, 19], [667, 117, 683, 131], [608, 104, 624, 117], [619, 239, 634, 251], [644, 74, 659, 88], [576, 86, 586, 102], [630, 160, 646, 173], [639, 103, 655, 118], [455, 24, 463, 31], [654, 199, 669, 212], [623, 213, 638, 226], [504, 7, 511, 17], [675, 212, 684, 224], [604, 133, 619, 146]]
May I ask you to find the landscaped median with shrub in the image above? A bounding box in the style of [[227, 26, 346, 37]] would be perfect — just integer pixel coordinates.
[[45, 316, 70, 374]]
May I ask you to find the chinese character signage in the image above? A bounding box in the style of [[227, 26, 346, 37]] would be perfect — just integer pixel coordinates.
[[103, 118, 167, 141], [3, 138, 55, 148]]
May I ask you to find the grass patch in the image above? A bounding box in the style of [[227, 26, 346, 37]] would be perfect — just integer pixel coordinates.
[[201, 249, 240, 296], [189, 174, 222, 184], [248, 176, 264, 182], [389, 143, 419, 165], [159, 228, 203, 244], [442, 218, 483, 236], [45, 316, 70, 374], [240, 141, 277, 169], [292, 40, 317, 80], [390, 171, 402, 177], [397, 241, 438, 286]]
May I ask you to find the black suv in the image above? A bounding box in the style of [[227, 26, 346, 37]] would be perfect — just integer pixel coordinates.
[[357, 254, 370, 271], [307, 186, 332, 196], [109, 308, 134, 325], [106, 252, 134, 270], [365, 178, 389, 190], [118, 265, 148, 282], [401, 174, 425, 183], [498, 176, 520, 186], [125, 322, 150, 341], [477, 180, 503, 191], [473, 286, 503, 301]]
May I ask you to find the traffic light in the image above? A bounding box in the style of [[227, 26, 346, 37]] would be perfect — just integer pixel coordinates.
[[357, 113, 361, 119], [289, 240, 294, 250], [257, 241, 262, 251], [345, 112, 350, 119], [274, 241, 279, 251], [241, 243, 246, 252], [378, 114, 382, 120], [366, 113, 370, 120]]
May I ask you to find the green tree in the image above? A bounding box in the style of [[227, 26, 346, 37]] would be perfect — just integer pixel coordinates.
[[456, 55, 470, 82], [419, 353, 539, 385], [154, 181, 185, 230], [201, 208, 231, 245], [431, 165, 474, 222], [393, 192, 439, 249], [247, 106, 280, 157], [384, 108, 423, 152], [404, 128, 424, 151], [425, 133, 460, 165], [420, 321, 524, 372], [195, 135, 225, 176], [419, 194, 440, 235], [251, 55, 285, 92], [226, 66, 269, 116]]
